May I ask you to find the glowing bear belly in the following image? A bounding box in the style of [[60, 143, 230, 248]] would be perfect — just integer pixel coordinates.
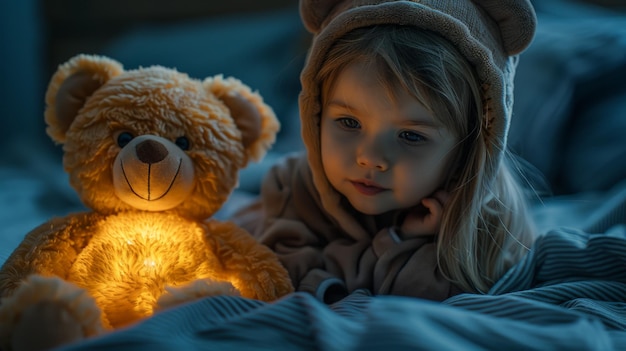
[[67, 212, 220, 327]]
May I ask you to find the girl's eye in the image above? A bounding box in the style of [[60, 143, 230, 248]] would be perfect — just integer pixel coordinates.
[[337, 117, 360, 130], [175, 136, 190, 150], [399, 130, 426, 144], [117, 132, 134, 148]]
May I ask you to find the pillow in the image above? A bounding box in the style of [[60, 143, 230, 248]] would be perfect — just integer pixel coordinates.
[[509, 12, 626, 195], [563, 90, 626, 193]]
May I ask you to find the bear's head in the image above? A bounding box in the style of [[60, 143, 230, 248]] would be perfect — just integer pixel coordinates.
[[44, 54, 279, 220]]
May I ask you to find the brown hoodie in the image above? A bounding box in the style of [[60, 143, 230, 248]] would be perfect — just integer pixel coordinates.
[[237, 153, 459, 302], [234, 0, 536, 303]]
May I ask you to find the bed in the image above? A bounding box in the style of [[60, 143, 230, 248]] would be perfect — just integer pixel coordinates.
[[1, 0, 626, 349]]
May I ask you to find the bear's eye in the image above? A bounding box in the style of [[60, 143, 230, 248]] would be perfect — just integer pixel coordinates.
[[175, 136, 190, 150], [117, 132, 134, 148]]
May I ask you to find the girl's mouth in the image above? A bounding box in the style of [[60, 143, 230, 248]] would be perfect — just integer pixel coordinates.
[[351, 180, 386, 196]]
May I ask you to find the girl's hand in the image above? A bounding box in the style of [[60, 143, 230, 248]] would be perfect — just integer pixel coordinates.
[[399, 190, 449, 239]]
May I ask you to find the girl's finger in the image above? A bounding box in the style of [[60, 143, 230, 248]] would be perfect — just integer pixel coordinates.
[[421, 197, 442, 230], [431, 190, 450, 206]]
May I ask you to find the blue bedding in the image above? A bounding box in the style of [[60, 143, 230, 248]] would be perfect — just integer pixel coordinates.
[[57, 222, 626, 350]]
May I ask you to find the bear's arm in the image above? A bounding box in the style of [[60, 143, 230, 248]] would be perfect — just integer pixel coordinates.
[[0, 212, 98, 298], [204, 219, 294, 301]]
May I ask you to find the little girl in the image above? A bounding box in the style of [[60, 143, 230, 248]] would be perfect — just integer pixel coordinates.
[[234, 0, 538, 303]]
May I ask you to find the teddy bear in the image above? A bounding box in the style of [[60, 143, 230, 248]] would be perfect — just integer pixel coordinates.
[[0, 54, 294, 351]]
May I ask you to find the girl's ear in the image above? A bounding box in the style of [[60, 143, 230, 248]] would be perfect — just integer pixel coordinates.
[[45, 54, 124, 144], [204, 75, 280, 164]]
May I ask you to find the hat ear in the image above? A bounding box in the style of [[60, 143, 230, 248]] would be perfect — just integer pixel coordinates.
[[300, 0, 348, 33], [301, 0, 536, 55], [471, 0, 537, 55], [45, 54, 124, 144], [204, 75, 280, 164]]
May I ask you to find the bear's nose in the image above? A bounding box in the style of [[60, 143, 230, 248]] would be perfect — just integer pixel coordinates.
[[136, 139, 168, 164]]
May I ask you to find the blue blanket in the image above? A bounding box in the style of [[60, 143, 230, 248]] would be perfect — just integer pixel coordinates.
[[57, 226, 626, 351]]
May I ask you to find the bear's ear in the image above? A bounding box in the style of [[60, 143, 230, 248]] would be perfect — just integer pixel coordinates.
[[45, 54, 124, 144], [204, 75, 280, 163]]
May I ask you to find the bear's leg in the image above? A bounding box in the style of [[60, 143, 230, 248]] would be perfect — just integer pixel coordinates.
[[155, 278, 241, 311], [11, 300, 85, 351], [0, 275, 107, 351]]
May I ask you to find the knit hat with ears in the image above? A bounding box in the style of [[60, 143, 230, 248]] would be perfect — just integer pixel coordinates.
[[297, 0, 536, 233]]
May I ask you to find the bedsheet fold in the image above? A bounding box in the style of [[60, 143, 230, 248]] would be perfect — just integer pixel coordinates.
[[58, 227, 626, 351]]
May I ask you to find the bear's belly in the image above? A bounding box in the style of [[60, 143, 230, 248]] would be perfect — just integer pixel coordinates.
[[67, 212, 219, 327]]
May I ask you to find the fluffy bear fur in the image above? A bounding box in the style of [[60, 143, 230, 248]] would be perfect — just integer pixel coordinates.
[[0, 54, 292, 351]]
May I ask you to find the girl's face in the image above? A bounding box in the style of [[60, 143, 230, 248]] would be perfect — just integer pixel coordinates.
[[320, 61, 460, 215]]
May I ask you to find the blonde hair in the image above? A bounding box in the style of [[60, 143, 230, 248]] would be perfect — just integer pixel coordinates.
[[317, 25, 536, 293]]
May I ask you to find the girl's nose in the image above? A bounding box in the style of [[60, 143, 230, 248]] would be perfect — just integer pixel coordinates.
[[356, 137, 389, 171]]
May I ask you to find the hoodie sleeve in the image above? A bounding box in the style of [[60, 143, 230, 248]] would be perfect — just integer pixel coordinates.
[[233, 153, 461, 302], [233, 154, 348, 302], [370, 227, 462, 299], [321, 226, 461, 301]]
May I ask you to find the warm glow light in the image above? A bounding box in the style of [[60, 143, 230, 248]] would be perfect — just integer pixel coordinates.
[[65, 211, 237, 328]]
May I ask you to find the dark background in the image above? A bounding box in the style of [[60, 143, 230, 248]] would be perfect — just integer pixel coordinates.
[[1, 0, 303, 163], [0, 1, 625, 252]]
